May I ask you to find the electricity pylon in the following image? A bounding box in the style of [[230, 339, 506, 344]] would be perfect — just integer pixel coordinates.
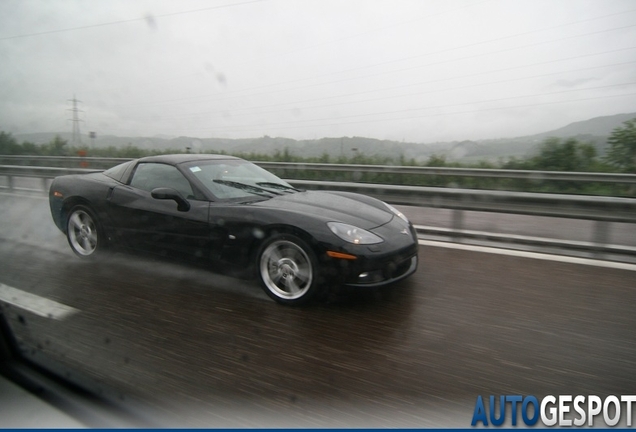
[[67, 95, 83, 146]]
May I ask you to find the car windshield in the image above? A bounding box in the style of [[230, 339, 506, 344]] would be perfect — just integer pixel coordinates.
[[185, 159, 294, 200]]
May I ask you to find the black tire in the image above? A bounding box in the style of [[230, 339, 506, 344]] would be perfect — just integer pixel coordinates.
[[257, 234, 320, 305], [66, 205, 104, 258]]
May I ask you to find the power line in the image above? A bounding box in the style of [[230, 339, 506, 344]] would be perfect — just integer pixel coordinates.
[[105, 89, 636, 136], [226, 5, 636, 91], [0, 0, 267, 41], [55, 2, 631, 107], [220, 23, 636, 101], [137, 57, 636, 122], [99, 3, 636, 103], [117, 21, 636, 109], [160, 83, 636, 133], [118, 42, 636, 127], [107, 90, 636, 136], [227, 0, 495, 67], [113, 91, 636, 136], [299, 92, 636, 132]]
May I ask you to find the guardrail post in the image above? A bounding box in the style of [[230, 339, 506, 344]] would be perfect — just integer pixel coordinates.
[[592, 220, 610, 258], [41, 177, 48, 192], [7, 175, 13, 191], [452, 209, 464, 241]]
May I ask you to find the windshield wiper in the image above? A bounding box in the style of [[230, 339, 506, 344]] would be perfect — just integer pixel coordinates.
[[256, 182, 303, 193], [213, 179, 282, 197]]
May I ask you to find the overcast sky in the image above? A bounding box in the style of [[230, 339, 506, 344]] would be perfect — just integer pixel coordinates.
[[1, 0, 636, 143]]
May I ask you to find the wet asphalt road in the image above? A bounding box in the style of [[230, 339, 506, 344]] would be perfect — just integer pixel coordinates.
[[0, 193, 635, 427]]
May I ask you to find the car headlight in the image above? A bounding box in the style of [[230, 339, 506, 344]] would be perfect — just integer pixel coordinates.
[[384, 202, 409, 224], [327, 222, 383, 245]]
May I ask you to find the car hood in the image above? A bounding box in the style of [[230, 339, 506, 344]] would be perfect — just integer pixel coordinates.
[[251, 191, 393, 229]]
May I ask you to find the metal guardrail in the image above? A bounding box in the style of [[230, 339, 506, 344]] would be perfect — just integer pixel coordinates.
[[286, 179, 636, 257], [287, 179, 636, 224], [0, 155, 129, 166], [0, 165, 100, 191], [259, 162, 636, 184], [1, 164, 635, 257], [0, 165, 101, 177], [2, 164, 635, 221], [1, 155, 636, 184]]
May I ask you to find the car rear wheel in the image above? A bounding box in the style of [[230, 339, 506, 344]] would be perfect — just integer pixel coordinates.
[[66, 205, 102, 258], [257, 234, 319, 305]]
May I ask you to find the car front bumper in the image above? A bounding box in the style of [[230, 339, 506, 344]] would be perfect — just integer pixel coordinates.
[[321, 217, 420, 288], [344, 254, 418, 287]]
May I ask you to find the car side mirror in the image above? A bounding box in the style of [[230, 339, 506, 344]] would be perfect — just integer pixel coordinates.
[[151, 187, 191, 212]]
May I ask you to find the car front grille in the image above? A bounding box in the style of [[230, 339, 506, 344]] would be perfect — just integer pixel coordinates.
[[352, 252, 417, 286], [385, 254, 415, 279]]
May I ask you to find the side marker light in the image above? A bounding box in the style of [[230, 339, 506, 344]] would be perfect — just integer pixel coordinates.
[[326, 251, 357, 260]]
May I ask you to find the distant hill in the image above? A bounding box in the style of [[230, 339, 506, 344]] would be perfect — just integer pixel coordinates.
[[12, 112, 636, 163], [457, 112, 636, 162], [534, 112, 636, 138]]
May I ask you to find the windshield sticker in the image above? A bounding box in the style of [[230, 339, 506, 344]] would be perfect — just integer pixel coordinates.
[[189, 166, 201, 173]]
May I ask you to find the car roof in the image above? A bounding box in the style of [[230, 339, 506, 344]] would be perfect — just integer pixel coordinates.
[[137, 153, 240, 165]]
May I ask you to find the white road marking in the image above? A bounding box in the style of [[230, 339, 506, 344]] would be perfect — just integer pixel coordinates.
[[0, 283, 79, 320], [419, 239, 636, 272]]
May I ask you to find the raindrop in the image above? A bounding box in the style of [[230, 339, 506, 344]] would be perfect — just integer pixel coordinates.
[[252, 228, 265, 239]]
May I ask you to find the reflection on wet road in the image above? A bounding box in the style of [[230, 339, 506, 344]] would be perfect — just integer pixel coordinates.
[[0, 194, 635, 427]]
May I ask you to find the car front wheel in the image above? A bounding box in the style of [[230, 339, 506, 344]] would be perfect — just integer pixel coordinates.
[[257, 234, 320, 305], [66, 205, 102, 258]]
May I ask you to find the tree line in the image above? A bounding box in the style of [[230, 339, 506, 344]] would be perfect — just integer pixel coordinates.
[[1, 118, 635, 196]]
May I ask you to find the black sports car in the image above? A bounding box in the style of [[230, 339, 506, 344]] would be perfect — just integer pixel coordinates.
[[49, 154, 418, 305]]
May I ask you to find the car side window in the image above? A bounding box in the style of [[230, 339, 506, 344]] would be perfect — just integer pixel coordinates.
[[129, 163, 195, 199]]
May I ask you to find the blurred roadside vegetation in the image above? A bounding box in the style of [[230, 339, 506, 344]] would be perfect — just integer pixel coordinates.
[[1, 118, 635, 197]]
